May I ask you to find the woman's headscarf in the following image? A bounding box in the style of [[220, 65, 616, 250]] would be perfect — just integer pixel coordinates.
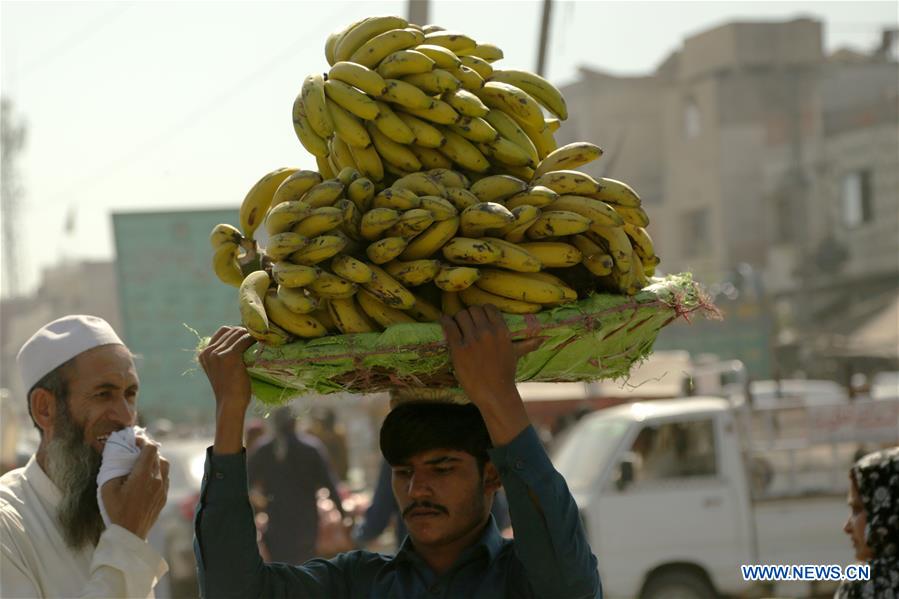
[[835, 446, 899, 598]]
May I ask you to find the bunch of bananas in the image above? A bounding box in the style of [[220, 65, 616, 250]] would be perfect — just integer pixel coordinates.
[[211, 154, 659, 345], [293, 15, 569, 183]]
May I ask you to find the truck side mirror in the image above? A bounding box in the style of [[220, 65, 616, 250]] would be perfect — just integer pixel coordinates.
[[616, 458, 635, 492]]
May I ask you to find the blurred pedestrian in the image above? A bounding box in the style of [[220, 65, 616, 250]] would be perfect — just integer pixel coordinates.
[[247, 406, 345, 564], [244, 418, 267, 454], [1, 315, 169, 598], [306, 407, 349, 481], [836, 446, 899, 598]]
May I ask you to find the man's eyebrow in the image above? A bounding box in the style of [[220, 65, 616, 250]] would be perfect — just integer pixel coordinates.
[[424, 456, 462, 466], [91, 382, 139, 391]]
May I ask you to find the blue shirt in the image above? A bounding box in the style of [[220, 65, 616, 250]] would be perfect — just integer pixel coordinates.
[[194, 425, 601, 598]]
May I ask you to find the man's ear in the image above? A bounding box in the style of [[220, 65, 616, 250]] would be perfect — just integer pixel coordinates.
[[30, 388, 58, 438], [483, 462, 502, 493]]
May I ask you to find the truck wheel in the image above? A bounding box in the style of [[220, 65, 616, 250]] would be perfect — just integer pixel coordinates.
[[641, 570, 719, 599]]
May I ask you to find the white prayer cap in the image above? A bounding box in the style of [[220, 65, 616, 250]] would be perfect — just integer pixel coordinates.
[[16, 315, 125, 392]]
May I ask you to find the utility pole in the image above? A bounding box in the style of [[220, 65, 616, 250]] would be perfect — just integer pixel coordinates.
[[1, 97, 26, 298], [536, 0, 553, 76], [408, 0, 429, 26]]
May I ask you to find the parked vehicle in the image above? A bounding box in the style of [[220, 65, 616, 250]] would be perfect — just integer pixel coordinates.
[[552, 395, 899, 598]]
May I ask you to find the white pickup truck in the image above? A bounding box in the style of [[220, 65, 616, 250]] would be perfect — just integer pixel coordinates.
[[551, 395, 899, 598]]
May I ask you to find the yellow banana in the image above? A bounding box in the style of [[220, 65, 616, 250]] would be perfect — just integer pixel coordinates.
[[212, 241, 244, 287], [400, 98, 461, 125], [331, 254, 373, 284], [505, 186, 559, 209], [532, 170, 602, 196], [327, 100, 370, 148], [422, 31, 476, 53], [456, 43, 503, 62], [327, 296, 378, 333], [450, 116, 499, 143], [377, 49, 435, 78], [372, 101, 416, 144], [405, 293, 443, 322], [474, 82, 544, 130], [327, 61, 388, 97], [309, 271, 358, 299], [418, 195, 458, 221], [290, 234, 347, 265], [396, 112, 446, 148], [335, 198, 362, 240], [583, 253, 614, 277], [518, 241, 582, 268], [357, 289, 417, 327], [300, 180, 346, 208], [426, 168, 469, 189], [477, 269, 577, 304], [400, 216, 460, 260], [402, 70, 461, 95], [360, 207, 401, 240], [329, 134, 359, 172], [301, 74, 333, 138], [518, 118, 557, 160], [616, 206, 650, 227], [382, 78, 435, 110], [265, 200, 313, 235], [435, 266, 481, 291], [460, 202, 515, 237], [588, 227, 633, 273], [391, 172, 447, 197], [347, 142, 385, 181], [496, 204, 541, 243], [641, 254, 661, 277], [350, 27, 425, 68], [363, 264, 416, 309], [442, 89, 489, 118], [488, 69, 568, 120], [481, 237, 542, 272], [272, 262, 319, 287], [447, 64, 484, 91], [589, 177, 642, 208], [238, 270, 271, 335], [526, 210, 592, 239], [470, 174, 528, 203], [365, 122, 422, 172], [239, 167, 298, 239], [442, 290, 466, 315], [347, 177, 376, 211], [277, 285, 320, 314], [366, 236, 409, 264], [534, 142, 603, 178], [334, 16, 409, 63], [444, 187, 480, 211], [459, 55, 493, 79], [410, 145, 453, 169], [265, 232, 309, 261], [264, 290, 327, 337], [324, 30, 342, 66], [316, 154, 336, 179], [478, 137, 535, 168], [210, 223, 243, 249], [373, 187, 421, 210], [483, 109, 539, 166], [292, 97, 329, 157], [271, 170, 324, 206], [386, 208, 434, 238], [460, 285, 541, 314], [439, 129, 490, 172], [544, 117, 561, 133], [292, 206, 344, 237], [336, 166, 361, 186], [384, 259, 441, 286], [549, 194, 624, 228], [441, 237, 502, 265], [623, 224, 655, 261], [414, 44, 461, 69], [311, 303, 338, 332], [324, 79, 380, 120]]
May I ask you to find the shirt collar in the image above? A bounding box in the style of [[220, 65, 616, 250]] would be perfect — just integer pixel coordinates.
[[393, 514, 505, 566], [24, 454, 63, 510]]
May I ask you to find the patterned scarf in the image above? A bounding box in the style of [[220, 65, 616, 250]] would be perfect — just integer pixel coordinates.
[[835, 447, 899, 598]]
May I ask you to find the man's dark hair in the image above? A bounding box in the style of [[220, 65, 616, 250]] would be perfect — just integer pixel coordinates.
[[380, 401, 492, 473], [27, 358, 75, 433]]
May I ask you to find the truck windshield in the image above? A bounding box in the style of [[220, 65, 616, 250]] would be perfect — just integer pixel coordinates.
[[552, 417, 630, 493]]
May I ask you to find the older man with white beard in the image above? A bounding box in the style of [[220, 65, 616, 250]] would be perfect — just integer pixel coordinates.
[[1, 315, 170, 598]]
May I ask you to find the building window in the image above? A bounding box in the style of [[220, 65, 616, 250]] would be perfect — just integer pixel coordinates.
[[684, 97, 701, 139], [682, 208, 710, 257], [841, 170, 873, 228]]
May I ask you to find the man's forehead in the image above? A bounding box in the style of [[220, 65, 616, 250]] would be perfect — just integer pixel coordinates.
[[71, 345, 138, 384], [394, 448, 472, 465]]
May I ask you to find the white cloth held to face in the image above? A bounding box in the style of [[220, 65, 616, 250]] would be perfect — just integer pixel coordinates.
[[96, 426, 149, 526]]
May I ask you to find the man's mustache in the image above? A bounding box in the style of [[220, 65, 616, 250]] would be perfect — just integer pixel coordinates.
[[403, 501, 448, 517]]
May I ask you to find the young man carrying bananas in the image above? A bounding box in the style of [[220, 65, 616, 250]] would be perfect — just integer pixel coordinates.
[[194, 305, 602, 598]]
